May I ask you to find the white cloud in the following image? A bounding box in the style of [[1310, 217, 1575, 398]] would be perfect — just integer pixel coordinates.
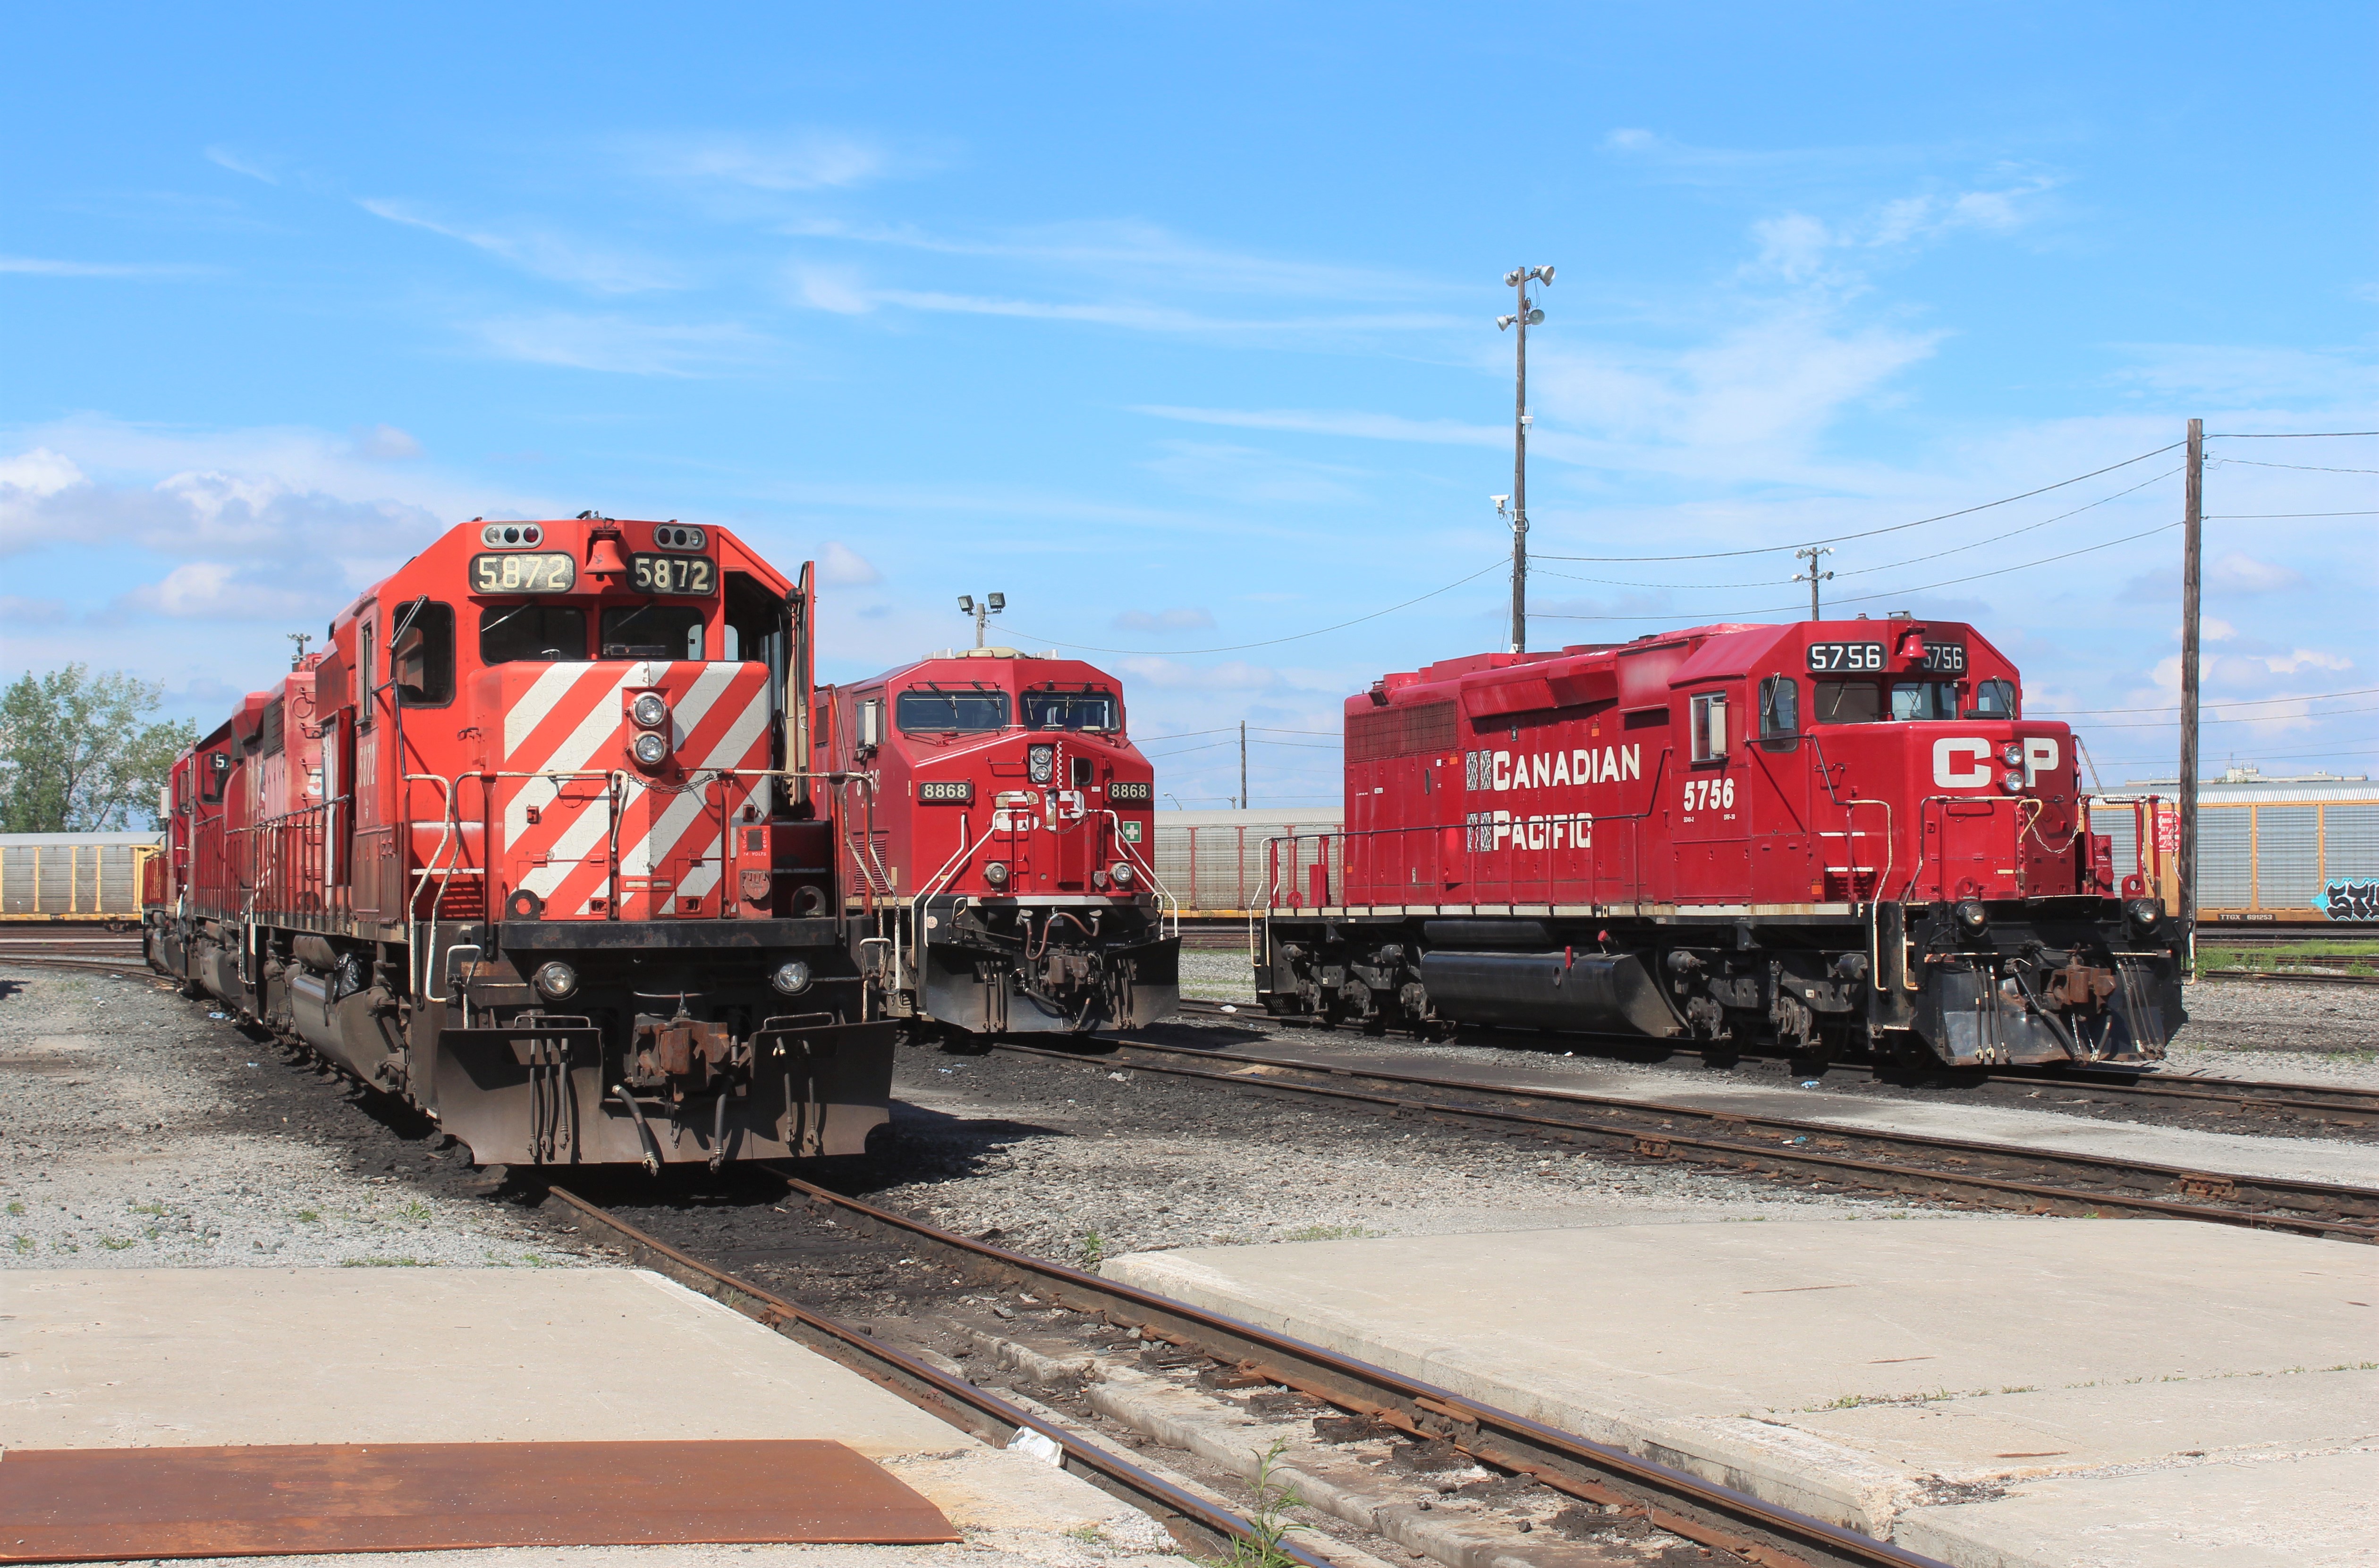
[[203, 145, 277, 184], [358, 199, 684, 294], [788, 267, 1457, 338], [818, 542, 880, 585], [2208, 552, 2306, 593], [474, 313, 770, 376], [119, 561, 316, 619], [1131, 406, 1502, 448], [0, 447, 85, 500], [1113, 607, 1216, 632], [351, 424, 422, 460], [635, 131, 896, 192], [0, 256, 188, 278]]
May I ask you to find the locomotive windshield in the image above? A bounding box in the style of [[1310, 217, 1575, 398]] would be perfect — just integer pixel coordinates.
[[1023, 688, 1118, 731], [897, 689, 1010, 732], [601, 603, 704, 660], [1813, 679, 1988, 723], [1967, 678, 2017, 718], [481, 604, 586, 663]]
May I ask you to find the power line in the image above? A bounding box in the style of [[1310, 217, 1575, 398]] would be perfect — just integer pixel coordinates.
[[2204, 510, 2378, 519], [1537, 518, 2181, 622], [1533, 442, 2181, 564], [2207, 430, 2379, 439], [2074, 702, 2379, 731], [2209, 457, 2379, 475], [990, 559, 1502, 656], [2035, 684, 2379, 717]]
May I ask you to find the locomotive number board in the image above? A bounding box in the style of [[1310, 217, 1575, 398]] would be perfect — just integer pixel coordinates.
[[629, 554, 716, 595], [917, 780, 973, 803], [1806, 641, 1883, 671], [470, 552, 578, 594], [1106, 780, 1152, 802], [1918, 642, 1968, 674]]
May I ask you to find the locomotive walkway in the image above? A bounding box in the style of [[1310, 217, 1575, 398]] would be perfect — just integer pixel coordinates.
[[1105, 1218, 2379, 1568]]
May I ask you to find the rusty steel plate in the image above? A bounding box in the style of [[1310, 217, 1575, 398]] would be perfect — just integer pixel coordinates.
[[0, 1440, 957, 1563]]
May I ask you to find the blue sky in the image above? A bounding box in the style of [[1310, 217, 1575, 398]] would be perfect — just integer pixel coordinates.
[[3, 2, 2372, 807]]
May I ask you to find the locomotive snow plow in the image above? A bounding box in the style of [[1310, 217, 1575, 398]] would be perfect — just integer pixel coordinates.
[[1256, 618, 2185, 1069]]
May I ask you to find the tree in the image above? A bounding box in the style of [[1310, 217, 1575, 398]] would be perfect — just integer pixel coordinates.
[[0, 666, 197, 832]]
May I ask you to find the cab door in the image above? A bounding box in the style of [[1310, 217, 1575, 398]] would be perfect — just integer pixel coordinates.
[[1671, 686, 1750, 905]]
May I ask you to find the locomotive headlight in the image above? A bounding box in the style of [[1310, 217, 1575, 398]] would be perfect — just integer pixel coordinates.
[[983, 860, 1011, 889], [630, 692, 669, 730], [2125, 898, 2163, 932], [631, 731, 670, 767], [2000, 741, 2023, 766], [1954, 899, 1989, 935], [2000, 769, 2024, 793], [1111, 860, 1134, 886], [1027, 743, 1055, 784], [770, 960, 812, 995], [533, 961, 578, 1000]]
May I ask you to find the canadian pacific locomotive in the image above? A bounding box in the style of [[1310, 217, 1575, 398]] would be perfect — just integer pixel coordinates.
[[817, 646, 1178, 1035], [1257, 616, 2186, 1068], [144, 513, 898, 1170]]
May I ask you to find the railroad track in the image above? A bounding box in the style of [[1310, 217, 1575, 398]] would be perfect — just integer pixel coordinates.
[[1001, 1033, 2379, 1242], [1173, 1000, 2379, 1127], [546, 1179, 1951, 1568]]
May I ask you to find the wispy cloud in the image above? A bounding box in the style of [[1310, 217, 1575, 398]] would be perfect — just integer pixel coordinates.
[[203, 145, 278, 184], [631, 131, 900, 191], [791, 266, 1458, 337], [1113, 606, 1215, 632], [474, 313, 770, 376], [0, 256, 193, 278], [358, 198, 685, 294], [1132, 405, 1503, 447]]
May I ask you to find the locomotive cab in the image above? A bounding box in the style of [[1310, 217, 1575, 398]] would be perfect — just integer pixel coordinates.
[[822, 647, 1178, 1034]]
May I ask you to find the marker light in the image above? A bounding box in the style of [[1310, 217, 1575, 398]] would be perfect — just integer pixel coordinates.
[[631, 693, 669, 729], [2000, 769, 2024, 793], [983, 861, 1011, 889], [1027, 744, 1056, 784], [770, 960, 812, 995], [1111, 861, 1134, 886], [533, 961, 578, 1000], [631, 732, 670, 767], [2000, 742, 2023, 766], [2125, 898, 2163, 932], [1954, 900, 1989, 935]]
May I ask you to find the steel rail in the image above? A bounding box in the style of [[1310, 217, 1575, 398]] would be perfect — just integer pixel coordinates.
[[994, 1038, 2379, 1242], [748, 1173, 1948, 1568], [536, 1185, 1338, 1568], [1171, 1000, 2379, 1123]]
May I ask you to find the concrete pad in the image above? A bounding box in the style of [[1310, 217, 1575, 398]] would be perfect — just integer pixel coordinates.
[[1103, 1218, 2379, 1567], [3, 1269, 1187, 1566], [1211, 1038, 2379, 1187]]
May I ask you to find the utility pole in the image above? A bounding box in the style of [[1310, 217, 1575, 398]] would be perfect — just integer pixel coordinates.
[[2179, 418, 2203, 970], [1238, 720, 1248, 810], [288, 632, 312, 670], [1794, 547, 1835, 621], [956, 592, 1005, 649], [1497, 265, 1553, 654]]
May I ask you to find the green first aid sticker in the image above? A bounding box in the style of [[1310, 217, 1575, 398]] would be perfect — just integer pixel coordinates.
[[1120, 821, 1143, 843]]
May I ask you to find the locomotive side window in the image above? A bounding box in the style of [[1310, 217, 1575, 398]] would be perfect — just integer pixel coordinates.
[[601, 603, 704, 660], [481, 604, 587, 664], [1966, 678, 2017, 719], [1812, 680, 1881, 723], [1023, 688, 1118, 732], [1689, 691, 1728, 762], [1889, 681, 1958, 721], [391, 602, 455, 705], [897, 689, 1010, 732], [201, 749, 230, 804], [1757, 675, 1799, 746]]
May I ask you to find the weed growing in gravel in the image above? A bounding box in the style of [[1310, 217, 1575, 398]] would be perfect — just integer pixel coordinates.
[[129, 1200, 168, 1216], [1076, 1229, 1106, 1270], [396, 1199, 433, 1223], [296, 1209, 321, 1223], [1281, 1224, 1376, 1243], [11, 1236, 30, 1253], [1213, 1439, 1304, 1568], [99, 1236, 135, 1251], [520, 1253, 559, 1268], [1065, 1525, 1107, 1544], [6, 1200, 24, 1216]]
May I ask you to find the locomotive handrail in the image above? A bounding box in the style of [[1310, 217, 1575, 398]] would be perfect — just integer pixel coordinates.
[[1101, 808, 1179, 936]]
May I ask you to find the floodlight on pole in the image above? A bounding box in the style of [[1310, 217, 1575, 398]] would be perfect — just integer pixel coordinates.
[[1793, 546, 1836, 621], [959, 592, 1005, 648], [1496, 264, 1554, 653]]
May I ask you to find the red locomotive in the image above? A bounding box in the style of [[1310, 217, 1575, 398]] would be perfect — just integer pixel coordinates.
[[144, 513, 897, 1170], [816, 645, 1177, 1034], [1257, 615, 2185, 1068]]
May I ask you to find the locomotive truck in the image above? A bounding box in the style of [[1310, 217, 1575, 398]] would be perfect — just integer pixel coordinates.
[[1256, 615, 2186, 1068], [818, 646, 1178, 1034], [144, 513, 898, 1170]]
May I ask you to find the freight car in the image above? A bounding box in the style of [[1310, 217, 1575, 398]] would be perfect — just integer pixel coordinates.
[[1256, 615, 2186, 1068], [144, 513, 897, 1170], [818, 645, 1178, 1034]]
